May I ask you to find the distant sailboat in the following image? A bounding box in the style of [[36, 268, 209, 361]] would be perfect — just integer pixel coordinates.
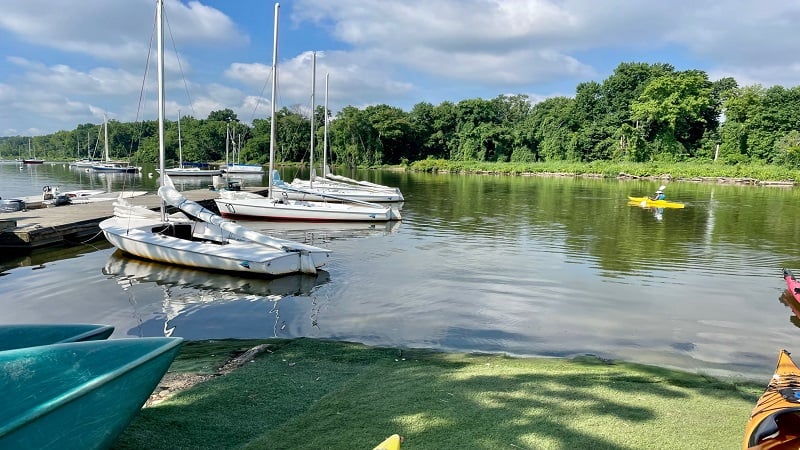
[[70, 130, 99, 167], [22, 138, 44, 164], [162, 113, 221, 176], [92, 115, 140, 173], [221, 125, 264, 174]]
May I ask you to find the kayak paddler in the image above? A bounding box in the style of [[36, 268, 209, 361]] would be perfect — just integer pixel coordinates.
[[649, 185, 666, 201]]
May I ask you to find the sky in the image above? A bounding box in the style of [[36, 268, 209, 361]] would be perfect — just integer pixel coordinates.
[[1, 0, 799, 137]]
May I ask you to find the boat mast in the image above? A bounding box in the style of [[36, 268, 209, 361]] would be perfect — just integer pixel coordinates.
[[309, 51, 316, 187], [103, 113, 109, 162], [267, 3, 279, 199], [323, 72, 329, 177], [177, 110, 183, 169], [157, 0, 166, 220]]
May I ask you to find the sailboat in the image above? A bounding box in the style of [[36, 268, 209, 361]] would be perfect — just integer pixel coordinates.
[[100, 0, 330, 276], [22, 139, 44, 164], [92, 114, 140, 173], [221, 124, 264, 174], [70, 130, 100, 167], [214, 17, 400, 222], [284, 73, 404, 202], [162, 113, 221, 176]]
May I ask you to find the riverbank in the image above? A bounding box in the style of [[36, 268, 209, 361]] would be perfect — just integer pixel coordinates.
[[407, 159, 800, 186], [114, 338, 763, 450]]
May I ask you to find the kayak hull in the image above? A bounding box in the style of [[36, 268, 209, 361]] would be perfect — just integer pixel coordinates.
[[743, 350, 800, 449], [374, 434, 402, 450], [0, 323, 114, 351], [0, 337, 182, 449], [627, 196, 685, 209], [785, 269, 800, 302]]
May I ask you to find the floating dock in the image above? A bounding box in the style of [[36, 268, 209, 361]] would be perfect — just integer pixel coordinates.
[[0, 188, 266, 251]]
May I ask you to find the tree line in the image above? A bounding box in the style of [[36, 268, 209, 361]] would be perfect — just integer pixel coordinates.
[[2, 62, 800, 168]]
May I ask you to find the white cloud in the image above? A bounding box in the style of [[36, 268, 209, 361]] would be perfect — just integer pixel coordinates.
[[1, 0, 800, 135]]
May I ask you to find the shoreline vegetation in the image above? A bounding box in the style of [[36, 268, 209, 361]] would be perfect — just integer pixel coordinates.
[[405, 159, 800, 186], [115, 338, 764, 449]]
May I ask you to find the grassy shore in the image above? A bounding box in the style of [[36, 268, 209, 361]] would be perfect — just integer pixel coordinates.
[[113, 338, 764, 450], [407, 159, 800, 184]]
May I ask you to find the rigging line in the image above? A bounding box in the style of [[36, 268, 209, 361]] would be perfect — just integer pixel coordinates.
[[248, 65, 275, 124], [164, 10, 197, 119], [127, 4, 158, 168]]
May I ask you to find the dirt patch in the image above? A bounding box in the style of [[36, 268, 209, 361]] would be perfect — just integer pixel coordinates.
[[145, 343, 273, 407]]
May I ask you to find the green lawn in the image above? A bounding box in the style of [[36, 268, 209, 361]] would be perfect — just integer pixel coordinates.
[[113, 338, 764, 450]]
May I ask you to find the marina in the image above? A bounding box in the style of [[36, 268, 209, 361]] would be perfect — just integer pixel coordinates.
[[1, 162, 800, 382], [0, 187, 267, 250]]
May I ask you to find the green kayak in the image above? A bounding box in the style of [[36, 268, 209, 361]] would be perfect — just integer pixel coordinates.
[[0, 323, 114, 351], [0, 337, 183, 449]]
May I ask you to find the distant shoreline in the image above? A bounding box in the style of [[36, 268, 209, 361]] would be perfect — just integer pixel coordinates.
[[404, 159, 800, 187]]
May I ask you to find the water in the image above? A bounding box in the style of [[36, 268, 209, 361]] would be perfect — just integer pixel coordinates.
[[1, 162, 798, 381]]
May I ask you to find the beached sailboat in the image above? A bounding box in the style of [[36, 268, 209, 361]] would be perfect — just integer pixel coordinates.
[[214, 15, 400, 222], [162, 113, 221, 176], [92, 114, 140, 173], [100, 0, 330, 275]]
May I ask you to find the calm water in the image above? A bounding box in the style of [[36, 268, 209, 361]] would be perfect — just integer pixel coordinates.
[[1, 161, 799, 381]]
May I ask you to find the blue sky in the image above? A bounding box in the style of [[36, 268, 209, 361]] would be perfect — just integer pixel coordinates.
[[1, 0, 799, 136]]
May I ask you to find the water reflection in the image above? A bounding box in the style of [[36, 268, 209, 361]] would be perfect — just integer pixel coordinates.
[[102, 251, 330, 339], [778, 290, 800, 329]]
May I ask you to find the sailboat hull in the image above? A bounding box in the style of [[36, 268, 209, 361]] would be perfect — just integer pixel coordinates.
[[289, 178, 404, 202], [215, 193, 401, 221], [100, 216, 329, 275]]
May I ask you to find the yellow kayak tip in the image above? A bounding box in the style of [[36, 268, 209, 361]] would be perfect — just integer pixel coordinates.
[[373, 434, 402, 450]]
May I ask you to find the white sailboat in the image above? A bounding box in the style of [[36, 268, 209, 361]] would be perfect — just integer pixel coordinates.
[[221, 125, 264, 174], [214, 5, 400, 222], [282, 71, 404, 202], [100, 0, 330, 276], [69, 130, 99, 167], [162, 113, 221, 176], [92, 114, 140, 173]]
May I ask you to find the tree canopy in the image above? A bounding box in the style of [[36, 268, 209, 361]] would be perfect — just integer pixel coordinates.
[[2, 61, 799, 170]]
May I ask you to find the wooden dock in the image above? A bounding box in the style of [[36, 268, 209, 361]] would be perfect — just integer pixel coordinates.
[[0, 188, 266, 251]]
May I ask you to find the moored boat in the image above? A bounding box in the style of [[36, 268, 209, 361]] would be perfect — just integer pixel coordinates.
[[100, 0, 331, 276], [0, 337, 183, 449], [742, 349, 800, 449], [627, 196, 685, 209], [0, 323, 114, 351]]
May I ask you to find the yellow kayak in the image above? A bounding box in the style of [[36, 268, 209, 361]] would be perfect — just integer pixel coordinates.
[[627, 196, 685, 209], [373, 434, 402, 450], [742, 350, 800, 449]]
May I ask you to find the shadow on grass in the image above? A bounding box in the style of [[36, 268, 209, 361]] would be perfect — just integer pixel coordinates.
[[113, 338, 763, 450]]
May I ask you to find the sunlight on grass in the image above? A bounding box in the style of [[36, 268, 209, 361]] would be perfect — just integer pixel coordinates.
[[115, 339, 762, 450]]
